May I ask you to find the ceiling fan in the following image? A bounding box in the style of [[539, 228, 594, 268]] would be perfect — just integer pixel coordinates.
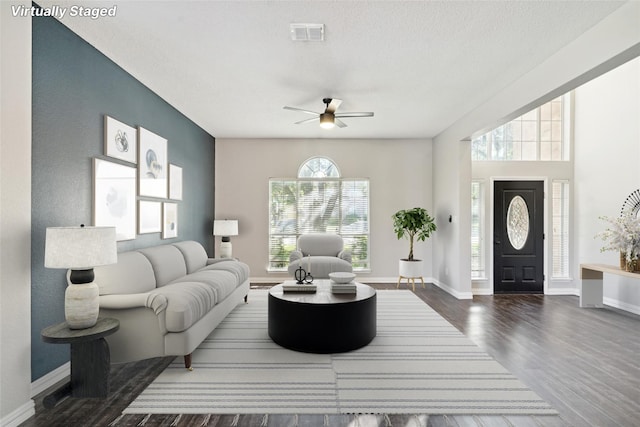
[[283, 98, 374, 129]]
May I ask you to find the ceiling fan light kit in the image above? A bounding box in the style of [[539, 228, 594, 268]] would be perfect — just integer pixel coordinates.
[[319, 113, 335, 129], [284, 98, 374, 130]]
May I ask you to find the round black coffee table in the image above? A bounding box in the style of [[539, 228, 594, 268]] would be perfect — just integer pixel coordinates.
[[268, 281, 376, 353]]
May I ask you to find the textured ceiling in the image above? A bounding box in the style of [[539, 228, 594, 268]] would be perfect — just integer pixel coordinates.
[[37, 0, 626, 139]]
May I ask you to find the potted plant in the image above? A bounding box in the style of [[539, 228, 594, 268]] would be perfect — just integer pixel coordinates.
[[392, 207, 437, 278]]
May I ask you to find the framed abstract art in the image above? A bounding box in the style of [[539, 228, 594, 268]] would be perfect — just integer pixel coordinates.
[[138, 127, 168, 198], [93, 158, 137, 241], [162, 202, 178, 239], [169, 164, 183, 200], [138, 200, 162, 234], [104, 115, 137, 164]]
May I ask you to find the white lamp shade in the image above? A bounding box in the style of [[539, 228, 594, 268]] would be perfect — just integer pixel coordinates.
[[213, 220, 238, 237], [44, 226, 117, 269]]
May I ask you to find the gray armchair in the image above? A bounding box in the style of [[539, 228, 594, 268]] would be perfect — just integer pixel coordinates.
[[287, 234, 353, 279]]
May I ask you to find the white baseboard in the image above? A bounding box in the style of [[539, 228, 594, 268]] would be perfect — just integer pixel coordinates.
[[0, 400, 34, 427], [603, 297, 640, 315], [545, 288, 580, 296], [472, 287, 493, 295], [432, 279, 473, 300], [31, 362, 69, 398]]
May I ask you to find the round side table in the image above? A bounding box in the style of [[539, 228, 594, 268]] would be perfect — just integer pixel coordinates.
[[41, 317, 119, 408]]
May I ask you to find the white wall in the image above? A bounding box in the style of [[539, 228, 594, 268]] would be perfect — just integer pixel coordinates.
[[432, 137, 473, 298], [215, 138, 433, 282], [574, 56, 640, 314], [0, 2, 35, 425]]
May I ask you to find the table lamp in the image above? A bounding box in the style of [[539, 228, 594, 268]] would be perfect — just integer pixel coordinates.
[[213, 220, 238, 258], [44, 225, 117, 329]]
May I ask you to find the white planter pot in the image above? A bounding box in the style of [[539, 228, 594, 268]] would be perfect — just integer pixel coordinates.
[[399, 259, 423, 278]]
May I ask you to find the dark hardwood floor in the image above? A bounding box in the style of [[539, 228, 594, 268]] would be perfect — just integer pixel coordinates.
[[22, 283, 639, 427]]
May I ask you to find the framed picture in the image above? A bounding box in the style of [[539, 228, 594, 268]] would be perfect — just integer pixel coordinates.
[[104, 115, 137, 164], [169, 164, 183, 200], [93, 158, 137, 241], [138, 200, 162, 234], [138, 127, 168, 198], [162, 202, 178, 239]]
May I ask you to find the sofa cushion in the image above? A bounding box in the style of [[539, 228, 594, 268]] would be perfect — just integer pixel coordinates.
[[148, 282, 217, 332], [200, 260, 250, 284], [171, 270, 239, 302], [95, 251, 156, 295], [139, 245, 187, 287], [173, 241, 208, 273]]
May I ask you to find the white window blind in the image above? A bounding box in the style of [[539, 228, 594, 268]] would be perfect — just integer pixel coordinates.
[[552, 181, 570, 278], [471, 181, 485, 278]]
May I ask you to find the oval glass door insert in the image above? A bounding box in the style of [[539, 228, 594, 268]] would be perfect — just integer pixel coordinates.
[[507, 195, 529, 250]]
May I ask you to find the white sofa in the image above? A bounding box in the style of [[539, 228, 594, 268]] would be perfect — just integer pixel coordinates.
[[93, 240, 250, 369], [287, 234, 353, 279]]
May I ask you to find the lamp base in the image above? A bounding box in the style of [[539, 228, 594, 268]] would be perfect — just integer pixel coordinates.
[[65, 282, 99, 329], [220, 241, 233, 258]]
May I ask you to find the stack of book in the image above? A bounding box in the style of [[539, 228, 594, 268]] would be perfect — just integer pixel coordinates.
[[282, 283, 317, 293], [331, 283, 357, 294]]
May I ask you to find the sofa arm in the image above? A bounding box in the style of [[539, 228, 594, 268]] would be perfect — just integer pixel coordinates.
[[289, 250, 303, 263], [100, 293, 168, 315], [338, 250, 352, 264]]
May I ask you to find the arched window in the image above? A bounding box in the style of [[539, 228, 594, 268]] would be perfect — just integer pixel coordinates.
[[298, 156, 340, 178], [269, 157, 369, 271]]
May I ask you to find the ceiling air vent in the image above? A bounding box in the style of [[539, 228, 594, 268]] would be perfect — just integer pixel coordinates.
[[290, 23, 324, 42]]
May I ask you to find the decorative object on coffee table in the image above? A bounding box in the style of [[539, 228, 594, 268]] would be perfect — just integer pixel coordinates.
[[44, 225, 117, 329], [329, 272, 355, 283]]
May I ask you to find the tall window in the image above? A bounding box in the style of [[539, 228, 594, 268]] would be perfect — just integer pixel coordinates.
[[269, 157, 370, 271], [552, 181, 570, 278], [471, 181, 485, 278], [471, 94, 570, 161]]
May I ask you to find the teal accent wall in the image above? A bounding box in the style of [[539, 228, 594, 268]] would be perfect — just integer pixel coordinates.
[[31, 15, 216, 380]]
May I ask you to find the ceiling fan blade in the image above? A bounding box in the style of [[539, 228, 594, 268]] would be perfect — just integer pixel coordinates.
[[325, 98, 342, 114], [283, 106, 320, 116], [335, 118, 347, 128], [335, 112, 374, 118], [294, 117, 319, 125]]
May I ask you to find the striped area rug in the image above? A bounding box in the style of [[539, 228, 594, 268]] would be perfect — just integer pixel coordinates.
[[123, 289, 556, 415]]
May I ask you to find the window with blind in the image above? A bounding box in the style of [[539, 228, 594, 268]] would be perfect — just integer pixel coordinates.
[[269, 157, 370, 271], [471, 181, 485, 278]]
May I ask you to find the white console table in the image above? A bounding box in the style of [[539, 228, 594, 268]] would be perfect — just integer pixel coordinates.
[[580, 263, 640, 308]]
